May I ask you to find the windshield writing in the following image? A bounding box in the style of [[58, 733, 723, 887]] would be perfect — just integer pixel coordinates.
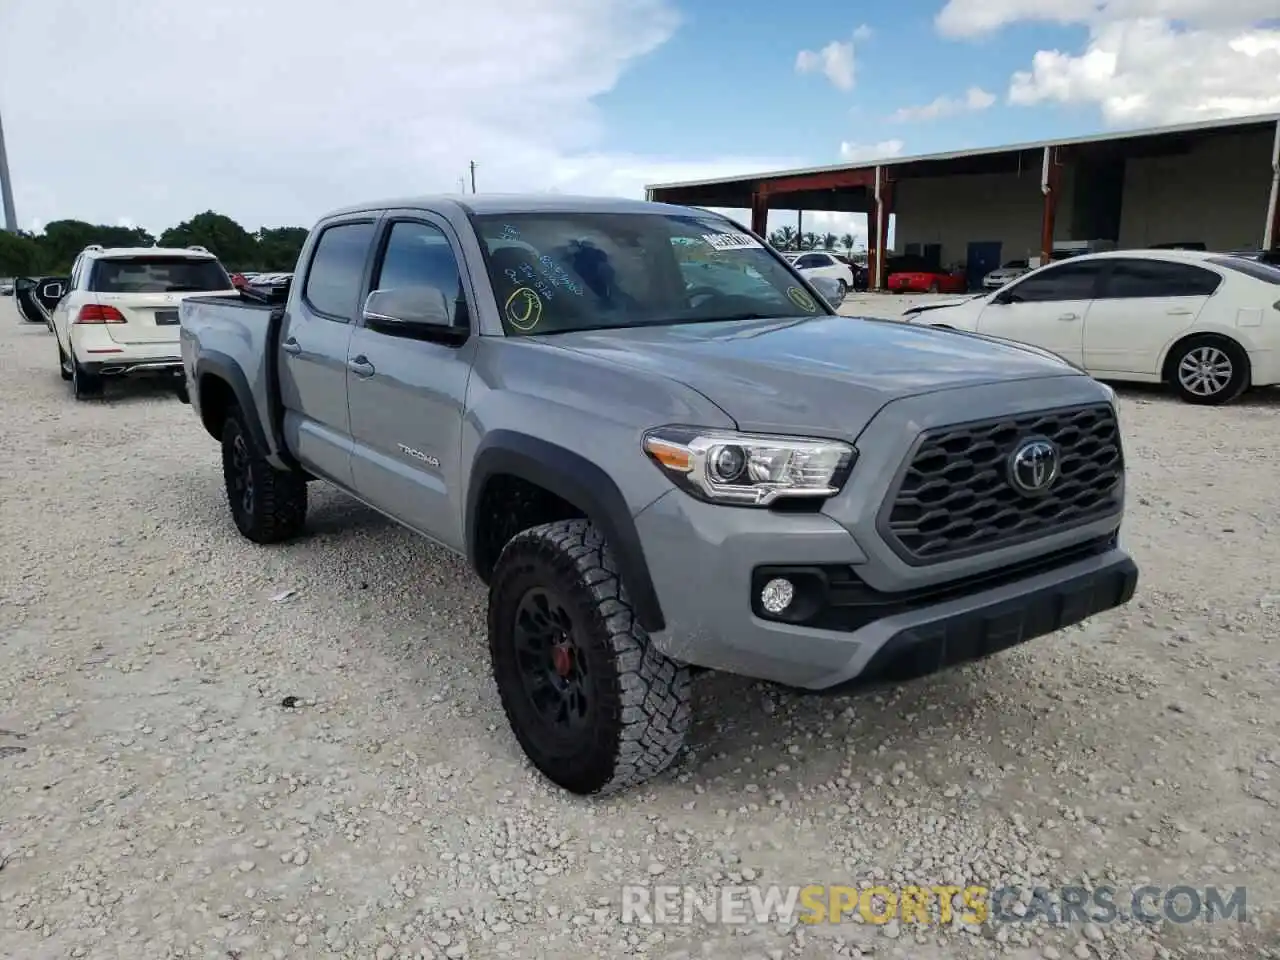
[[475, 213, 827, 336]]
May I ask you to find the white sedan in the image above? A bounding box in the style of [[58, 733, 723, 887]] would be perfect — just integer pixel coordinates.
[[786, 251, 855, 298], [903, 249, 1280, 404]]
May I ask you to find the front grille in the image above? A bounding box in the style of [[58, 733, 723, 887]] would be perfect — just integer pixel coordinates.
[[879, 403, 1123, 565]]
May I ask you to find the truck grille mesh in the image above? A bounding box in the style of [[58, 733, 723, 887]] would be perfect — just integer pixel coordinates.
[[881, 404, 1122, 564]]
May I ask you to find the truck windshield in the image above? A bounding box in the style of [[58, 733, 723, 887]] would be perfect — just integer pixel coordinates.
[[89, 257, 232, 294], [472, 213, 830, 336]]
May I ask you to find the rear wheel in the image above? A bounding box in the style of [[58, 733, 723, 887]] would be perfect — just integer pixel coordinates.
[[70, 357, 102, 400], [220, 407, 308, 543], [836, 279, 848, 299], [1169, 337, 1248, 405], [489, 519, 691, 795]]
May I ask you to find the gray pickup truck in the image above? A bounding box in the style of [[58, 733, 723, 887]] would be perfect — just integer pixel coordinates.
[[179, 195, 1138, 795]]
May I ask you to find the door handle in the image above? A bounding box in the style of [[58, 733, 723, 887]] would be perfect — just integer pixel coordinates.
[[1166, 308, 1193, 316], [348, 355, 375, 377], [282, 337, 301, 355], [1057, 313, 1079, 321]]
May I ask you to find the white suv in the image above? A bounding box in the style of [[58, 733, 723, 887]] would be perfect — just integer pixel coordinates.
[[50, 245, 236, 400], [786, 251, 855, 298]]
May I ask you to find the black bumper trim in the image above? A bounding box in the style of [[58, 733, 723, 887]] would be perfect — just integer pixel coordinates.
[[823, 552, 1138, 691]]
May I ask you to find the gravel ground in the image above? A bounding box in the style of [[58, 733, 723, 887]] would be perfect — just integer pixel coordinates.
[[2, 298, 1279, 960]]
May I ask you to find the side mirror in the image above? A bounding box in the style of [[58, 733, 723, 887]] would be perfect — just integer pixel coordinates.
[[362, 286, 466, 342], [808, 275, 844, 307], [991, 289, 1017, 305], [41, 282, 64, 299]]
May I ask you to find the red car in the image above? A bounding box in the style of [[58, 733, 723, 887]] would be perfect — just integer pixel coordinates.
[[885, 255, 968, 294]]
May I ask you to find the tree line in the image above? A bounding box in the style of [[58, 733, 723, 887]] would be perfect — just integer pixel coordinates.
[[767, 227, 865, 256], [0, 211, 309, 277]]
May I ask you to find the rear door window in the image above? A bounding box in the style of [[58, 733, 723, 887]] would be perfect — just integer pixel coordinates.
[[88, 257, 232, 294], [303, 221, 378, 320], [1099, 259, 1221, 298]]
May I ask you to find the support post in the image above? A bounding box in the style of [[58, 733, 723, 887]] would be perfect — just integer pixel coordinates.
[[871, 166, 894, 291], [750, 191, 769, 237], [1040, 145, 1062, 264], [0, 106, 17, 233], [1264, 119, 1280, 252]]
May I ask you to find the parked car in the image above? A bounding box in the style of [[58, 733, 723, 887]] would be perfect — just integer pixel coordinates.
[[886, 255, 967, 294], [50, 244, 236, 399], [982, 258, 1031, 290], [789, 251, 854, 298], [903, 248, 1280, 404], [1, 278, 13, 297], [178, 194, 1136, 796], [833, 255, 870, 291]]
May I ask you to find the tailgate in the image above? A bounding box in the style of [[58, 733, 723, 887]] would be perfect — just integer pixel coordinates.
[[100, 293, 192, 345]]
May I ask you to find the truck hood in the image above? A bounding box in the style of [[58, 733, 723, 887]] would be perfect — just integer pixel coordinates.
[[541, 315, 1080, 437]]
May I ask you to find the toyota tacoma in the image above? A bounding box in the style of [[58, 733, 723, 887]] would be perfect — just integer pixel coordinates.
[[178, 195, 1138, 795]]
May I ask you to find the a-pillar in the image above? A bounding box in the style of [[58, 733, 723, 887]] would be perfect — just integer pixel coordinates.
[[1040, 146, 1062, 264], [750, 190, 769, 237]]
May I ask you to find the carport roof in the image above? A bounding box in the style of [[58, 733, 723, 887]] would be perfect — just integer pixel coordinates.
[[645, 111, 1280, 204]]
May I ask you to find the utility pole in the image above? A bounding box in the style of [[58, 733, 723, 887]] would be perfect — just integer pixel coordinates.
[[457, 177, 466, 194], [469, 161, 477, 194], [0, 102, 17, 233]]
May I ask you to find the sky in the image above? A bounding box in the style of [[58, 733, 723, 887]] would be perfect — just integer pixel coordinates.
[[1, 0, 1278, 244]]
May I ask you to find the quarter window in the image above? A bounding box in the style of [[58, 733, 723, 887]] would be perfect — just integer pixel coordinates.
[[1100, 259, 1220, 298], [304, 221, 377, 320]]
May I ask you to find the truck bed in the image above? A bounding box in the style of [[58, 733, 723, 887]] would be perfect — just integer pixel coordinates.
[[180, 291, 290, 467]]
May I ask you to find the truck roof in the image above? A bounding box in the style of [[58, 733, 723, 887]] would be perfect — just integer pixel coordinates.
[[322, 194, 718, 220]]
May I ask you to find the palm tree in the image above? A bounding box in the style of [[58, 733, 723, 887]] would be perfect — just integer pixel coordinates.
[[802, 231, 819, 251], [840, 233, 855, 254], [774, 225, 797, 250], [822, 233, 837, 251]]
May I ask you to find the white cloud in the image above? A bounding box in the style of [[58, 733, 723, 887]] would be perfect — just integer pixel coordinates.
[[1008, 19, 1280, 125], [853, 24, 874, 41], [838, 140, 906, 163], [935, 0, 1276, 40], [795, 35, 860, 91], [934, 0, 1280, 126], [890, 87, 996, 122], [0, 0, 796, 232]]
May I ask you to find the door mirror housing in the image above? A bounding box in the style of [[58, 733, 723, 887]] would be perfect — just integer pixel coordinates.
[[362, 286, 467, 343], [991, 288, 1020, 305]]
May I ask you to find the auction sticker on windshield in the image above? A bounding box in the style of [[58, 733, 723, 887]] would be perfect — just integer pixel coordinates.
[[702, 232, 761, 251]]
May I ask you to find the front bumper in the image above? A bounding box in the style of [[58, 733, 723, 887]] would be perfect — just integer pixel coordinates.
[[635, 489, 1136, 690]]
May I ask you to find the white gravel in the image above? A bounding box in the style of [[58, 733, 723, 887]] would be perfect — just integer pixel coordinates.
[[2, 299, 1279, 960]]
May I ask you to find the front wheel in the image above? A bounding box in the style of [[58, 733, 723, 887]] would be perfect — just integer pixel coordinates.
[[220, 408, 308, 543], [489, 519, 692, 795], [836, 280, 848, 299], [1170, 338, 1248, 405]]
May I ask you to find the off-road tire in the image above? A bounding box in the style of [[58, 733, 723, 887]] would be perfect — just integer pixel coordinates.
[[488, 519, 691, 795], [57, 341, 72, 381], [220, 406, 307, 543], [71, 358, 102, 399]]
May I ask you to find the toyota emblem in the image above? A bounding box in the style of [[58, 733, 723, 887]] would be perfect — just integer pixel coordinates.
[[1008, 437, 1059, 496]]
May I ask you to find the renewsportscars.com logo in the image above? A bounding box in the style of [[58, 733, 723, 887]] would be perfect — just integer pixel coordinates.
[[620, 884, 1248, 927]]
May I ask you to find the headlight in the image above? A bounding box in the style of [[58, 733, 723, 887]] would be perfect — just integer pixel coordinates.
[[642, 426, 855, 506]]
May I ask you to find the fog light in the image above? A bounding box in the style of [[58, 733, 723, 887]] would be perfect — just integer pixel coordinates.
[[760, 577, 795, 615]]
